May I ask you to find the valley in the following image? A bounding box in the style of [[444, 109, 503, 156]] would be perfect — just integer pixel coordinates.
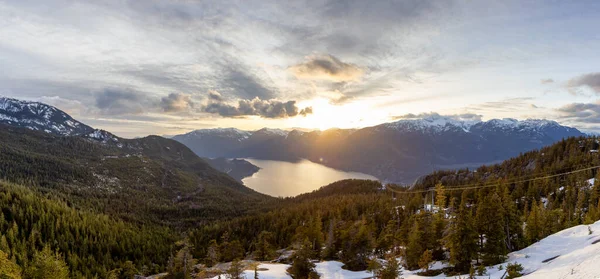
[[2, 2, 600, 278], [1, 97, 599, 279], [173, 118, 584, 184]]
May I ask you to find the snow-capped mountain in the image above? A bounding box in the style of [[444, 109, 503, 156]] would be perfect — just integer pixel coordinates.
[[173, 115, 585, 184], [0, 97, 94, 136], [0, 96, 126, 146]]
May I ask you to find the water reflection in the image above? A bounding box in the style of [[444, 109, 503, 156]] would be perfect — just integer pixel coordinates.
[[242, 158, 377, 197]]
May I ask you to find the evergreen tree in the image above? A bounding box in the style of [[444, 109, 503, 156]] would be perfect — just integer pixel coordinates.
[[379, 254, 401, 279], [24, 246, 69, 279], [418, 250, 433, 272], [340, 218, 374, 271], [287, 239, 319, 279], [475, 191, 507, 265], [0, 250, 21, 279], [445, 195, 478, 273], [525, 200, 545, 243], [431, 183, 447, 260], [227, 259, 245, 279], [366, 258, 382, 278], [255, 231, 275, 261], [206, 239, 220, 267], [404, 215, 425, 270], [500, 186, 524, 251]]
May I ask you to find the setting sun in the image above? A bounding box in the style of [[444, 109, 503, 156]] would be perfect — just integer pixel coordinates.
[[288, 98, 391, 131]]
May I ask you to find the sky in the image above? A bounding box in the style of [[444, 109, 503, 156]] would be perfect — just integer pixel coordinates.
[[1, 0, 600, 138]]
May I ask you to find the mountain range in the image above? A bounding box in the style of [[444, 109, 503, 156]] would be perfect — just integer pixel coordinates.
[[173, 115, 585, 184], [0, 96, 586, 185]]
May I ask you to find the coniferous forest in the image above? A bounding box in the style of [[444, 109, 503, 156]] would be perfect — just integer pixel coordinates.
[[2, 122, 600, 278]]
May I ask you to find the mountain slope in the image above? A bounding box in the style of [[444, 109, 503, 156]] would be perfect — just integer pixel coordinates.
[[173, 115, 585, 184], [0, 97, 275, 227], [0, 96, 94, 136], [0, 180, 174, 277]]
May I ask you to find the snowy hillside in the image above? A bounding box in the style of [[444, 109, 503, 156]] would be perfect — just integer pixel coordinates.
[[0, 96, 94, 136], [208, 221, 600, 279]]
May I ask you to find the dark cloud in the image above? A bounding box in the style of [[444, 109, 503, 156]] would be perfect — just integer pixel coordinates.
[[219, 66, 277, 99], [557, 102, 600, 123], [391, 112, 482, 122], [290, 54, 363, 82], [567, 73, 600, 93], [541, 78, 554, 84], [160, 93, 194, 112], [95, 88, 149, 115], [203, 91, 312, 118]]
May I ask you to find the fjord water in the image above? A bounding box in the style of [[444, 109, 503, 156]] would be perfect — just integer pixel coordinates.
[[242, 158, 378, 197]]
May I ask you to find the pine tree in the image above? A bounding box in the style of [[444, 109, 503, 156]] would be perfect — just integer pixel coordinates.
[[445, 195, 478, 273], [287, 239, 319, 279], [321, 219, 337, 260], [227, 259, 245, 279], [431, 183, 447, 260], [500, 186, 524, 251], [525, 200, 544, 243], [418, 249, 433, 272], [366, 258, 382, 278], [0, 250, 21, 279], [206, 239, 220, 267], [404, 217, 424, 270], [475, 191, 507, 265], [24, 246, 69, 279], [255, 231, 275, 261], [379, 254, 401, 279]]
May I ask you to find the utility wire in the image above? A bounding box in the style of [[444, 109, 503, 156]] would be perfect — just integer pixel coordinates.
[[387, 165, 600, 194]]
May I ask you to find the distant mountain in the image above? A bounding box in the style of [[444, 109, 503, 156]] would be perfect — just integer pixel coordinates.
[[173, 115, 585, 184]]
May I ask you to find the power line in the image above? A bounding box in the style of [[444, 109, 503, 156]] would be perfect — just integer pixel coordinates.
[[387, 165, 600, 195], [411, 162, 599, 191]]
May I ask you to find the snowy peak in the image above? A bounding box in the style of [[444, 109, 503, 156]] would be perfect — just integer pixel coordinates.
[[0, 96, 93, 136], [253, 128, 289, 137], [182, 128, 252, 141], [384, 114, 478, 132], [383, 115, 575, 136]]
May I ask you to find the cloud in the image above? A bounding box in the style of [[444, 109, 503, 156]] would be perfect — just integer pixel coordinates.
[[557, 101, 600, 123], [567, 73, 600, 94], [160, 93, 194, 112], [95, 88, 149, 115], [34, 96, 87, 116], [465, 97, 538, 113], [289, 54, 364, 82], [541, 78, 554, 84], [203, 91, 312, 118], [391, 112, 482, 122], [220, 68, 277, 99]]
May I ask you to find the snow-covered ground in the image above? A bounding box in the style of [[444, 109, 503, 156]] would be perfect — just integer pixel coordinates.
[[206, 221, 600, 279], [209, 261, 371, 279]]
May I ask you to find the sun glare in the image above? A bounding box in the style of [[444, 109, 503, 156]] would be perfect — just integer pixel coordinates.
[[288, 98, 388, 131]]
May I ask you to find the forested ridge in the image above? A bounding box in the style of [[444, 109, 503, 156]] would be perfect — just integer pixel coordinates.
[[0, 125, 273, 278], [0, 124, 273, 227], [0, 180, 174, 278]]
